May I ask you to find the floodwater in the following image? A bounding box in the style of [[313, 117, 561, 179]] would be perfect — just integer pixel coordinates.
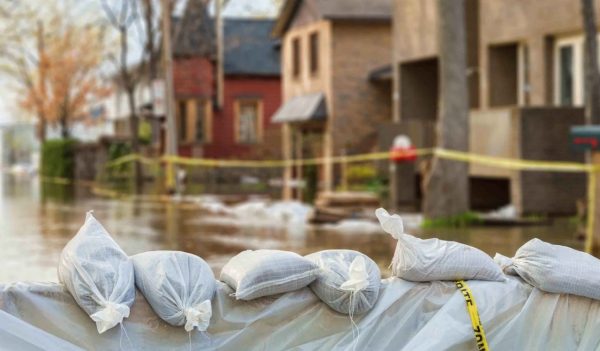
[[0, 174, 583, 283]]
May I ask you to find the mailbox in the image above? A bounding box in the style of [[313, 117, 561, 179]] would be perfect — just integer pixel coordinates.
[[570, 125, 600, 151], [390, 135, 417, 162]]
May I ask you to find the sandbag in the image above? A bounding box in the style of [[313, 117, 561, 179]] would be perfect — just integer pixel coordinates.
[[495, 238, 600, 300], [57, 212, 135, 334], [132, 251, 216, 332], [305, 250, 380, 315], [220, 249, 320, 300], [376, 208, 504, 282]]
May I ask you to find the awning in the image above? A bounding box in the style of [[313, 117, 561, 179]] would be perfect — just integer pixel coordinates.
[[368, 64, 392, 82], [272, 92, 327, 123]]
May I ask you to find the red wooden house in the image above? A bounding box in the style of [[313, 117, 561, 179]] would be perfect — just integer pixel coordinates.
[[172, 0, 282, 160]]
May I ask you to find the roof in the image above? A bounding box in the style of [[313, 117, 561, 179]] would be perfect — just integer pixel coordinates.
[[174, 0, 214, 57], [272, 92, 327, 123], [273, 0, 392, 37], [224, 19, 280, 76], [174, 1, 280, 76]]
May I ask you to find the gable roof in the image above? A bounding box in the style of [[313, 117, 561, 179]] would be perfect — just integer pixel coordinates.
[[174, 0, 214, 57], [224, 19, 280, 76], [174, 1, 280, 77], [273, 0, 392, 37]]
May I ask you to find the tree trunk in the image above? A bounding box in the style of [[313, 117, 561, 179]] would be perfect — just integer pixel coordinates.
[[581, 0, 600, 256], [38, 114, 46, 142], [143, 0, 157, 80], [60, 113, 69, 139], [118, 25, 142, 193], [127, 87, 142, 193], [582, 0, 600, 125], [423, 0, 470, 218]]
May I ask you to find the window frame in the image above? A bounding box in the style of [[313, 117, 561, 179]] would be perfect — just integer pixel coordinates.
[[176, 98, 212, 144], [176, 100, 188, 143], [554, 36, 584, 107], [309, 31, 319, 76], [292, 37, 301, 79], [234, 98, 263, 145]]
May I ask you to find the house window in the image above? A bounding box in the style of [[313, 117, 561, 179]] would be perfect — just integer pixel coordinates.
[[309, 32, 319, 75], [488, 43, 518, 107], [292, 37, 301, 78], [559, 46, 574, 105], [195, 100, 212, 143], [177, 100, 188, 142], [554, 36, 584, 106], [177, 99, 211, 144], [236, 100, 262, 144]]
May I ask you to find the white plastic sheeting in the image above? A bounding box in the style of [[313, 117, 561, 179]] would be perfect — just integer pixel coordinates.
[[3, 277, 600, 350]]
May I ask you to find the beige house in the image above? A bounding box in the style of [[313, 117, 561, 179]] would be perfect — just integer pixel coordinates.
[[272, 0, 392, 200], [393, 0, 592, 215]]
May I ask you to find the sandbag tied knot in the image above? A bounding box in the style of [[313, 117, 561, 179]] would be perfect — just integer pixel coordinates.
[[493, 253, 516, 274], [184, 300, 212, 332], [90, 301, 131, 334], [375, 208, 404, 239], [340, 256, 369, 292]]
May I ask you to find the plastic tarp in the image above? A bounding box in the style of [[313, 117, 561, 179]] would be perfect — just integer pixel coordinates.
[[2, 277, 600, 350]]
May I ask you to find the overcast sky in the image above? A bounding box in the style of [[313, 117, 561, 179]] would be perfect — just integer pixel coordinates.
[[0, 0, 281, 125]]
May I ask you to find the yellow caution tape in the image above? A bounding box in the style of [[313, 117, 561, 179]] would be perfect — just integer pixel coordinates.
[[107, 148, 599, 172], [435, 148, 594, 173], [51, 147, 600, 254], [455, 280, 490, 351]]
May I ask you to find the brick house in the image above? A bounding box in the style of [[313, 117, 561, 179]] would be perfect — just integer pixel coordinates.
[[272, 0, 392, 200], [392, 0, 590, 215], [173, 0, 282, 160]]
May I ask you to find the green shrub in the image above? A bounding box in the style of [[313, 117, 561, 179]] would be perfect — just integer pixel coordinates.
[[106, 141, 132, 178], [346, 164, 377, 184], [422, 212, 482, 229], [138, 120, 152, 145], [40, 139, 76, 178]]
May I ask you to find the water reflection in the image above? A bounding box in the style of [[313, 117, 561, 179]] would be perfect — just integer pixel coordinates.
[[0, 174, 582, 283]]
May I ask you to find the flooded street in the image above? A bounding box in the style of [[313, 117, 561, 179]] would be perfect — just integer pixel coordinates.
[[0, 174, 583, 283]]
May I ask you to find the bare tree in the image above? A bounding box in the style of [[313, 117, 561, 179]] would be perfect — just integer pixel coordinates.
[[101, 0, 143, 192], [0, 2, 46, 140], [423, 0, 470, 218], [0, 1, 108, 140]]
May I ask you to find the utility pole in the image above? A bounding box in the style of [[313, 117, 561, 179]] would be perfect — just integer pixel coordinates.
[[161, 0, 178, 193], [215, 0, 224, 109], [36, 21, 46, 142]]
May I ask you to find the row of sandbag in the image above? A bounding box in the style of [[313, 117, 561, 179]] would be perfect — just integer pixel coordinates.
[[57, 208, 600, 337], [376, 208, 600, 301], [58, 212, 381, 335]]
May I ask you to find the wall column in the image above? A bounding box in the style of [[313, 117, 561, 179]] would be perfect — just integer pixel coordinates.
[[282, 123, 292, 200]]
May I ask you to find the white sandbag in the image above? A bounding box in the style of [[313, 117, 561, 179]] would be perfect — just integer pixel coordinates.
[[57, 212, 135, 334], [305, 250, 381, 315], [495, 238, 600, 300], [375, 208, 504, 282], [132, 251, 216, 332], [220, 249, 320, 300]]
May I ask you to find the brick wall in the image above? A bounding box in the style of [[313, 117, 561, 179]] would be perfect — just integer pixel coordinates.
[[173, 57, 214, 98], [513, 107, 585, 215], [173, 55, 282, 160], [331, 22, 392, 155], [203, 76, 282, 159]]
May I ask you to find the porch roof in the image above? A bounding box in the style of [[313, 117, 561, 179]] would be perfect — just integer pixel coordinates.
[[272, 92, 327, 123]]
